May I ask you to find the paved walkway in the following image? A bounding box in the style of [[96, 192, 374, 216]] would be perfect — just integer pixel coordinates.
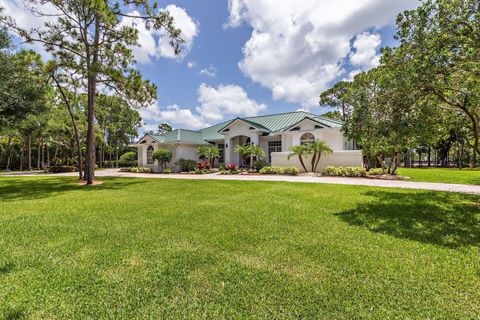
[[32, 168, 480, 195]]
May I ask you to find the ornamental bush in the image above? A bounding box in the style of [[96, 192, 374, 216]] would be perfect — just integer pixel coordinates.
[[119, 151, 137, 167], [128, 167, 152, 173], [175, 158, 196, 172], [252, 159, 268, 172], [259, 166, 299, 176], [368, 168, 385, 175], [321, 166, 366, 177]]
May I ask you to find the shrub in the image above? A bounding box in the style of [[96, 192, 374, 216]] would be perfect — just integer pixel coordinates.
[[152, 148, 172, 170], [259, 166, 298, 176], [225, 163, 239, 171], [46, 166, 75, 173], [196, 160, 211, 170], [175, 158, 196, 172], [283, 166, 299, 176], [163, 168, 172, 174], [252, 159, 268, 172], [368, 168, 384, 175], [321, 166, 366, 177], [119, 152, 137, 167], [128, 167, 152, 173]]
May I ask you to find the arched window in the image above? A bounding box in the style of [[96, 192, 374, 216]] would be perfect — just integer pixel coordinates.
[[300, 133, 315, 145], [146, 145, 154, 164]]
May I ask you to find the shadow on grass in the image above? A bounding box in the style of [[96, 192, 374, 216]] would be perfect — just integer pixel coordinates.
[[0, 177, 145, 202], [3, 308, 26, 320], [336, 190, 480, 248]]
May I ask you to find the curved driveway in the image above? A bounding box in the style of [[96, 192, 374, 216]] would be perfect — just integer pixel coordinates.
[[49, 169, 480, 195]]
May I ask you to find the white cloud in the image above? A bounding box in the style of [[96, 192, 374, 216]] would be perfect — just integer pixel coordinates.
[[3, 1, 198, 63], [199, 66, 217, 77], [120, 4, 198, 64], [226, 0, 419, 109], [196, 83, 267, 122], [349, 32, 381, 69], [140, 83, 267, 131], [157, 4, 199, 59], [1, 0, 59, 58], [187, 61, 196, 69], [139, 103, 210, 131]]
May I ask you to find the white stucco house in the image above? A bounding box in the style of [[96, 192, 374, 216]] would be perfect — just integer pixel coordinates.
[[133, 111, 362, 172]]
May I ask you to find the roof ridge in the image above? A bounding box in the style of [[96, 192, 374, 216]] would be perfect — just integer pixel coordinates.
[[245, 110, 309, 119]]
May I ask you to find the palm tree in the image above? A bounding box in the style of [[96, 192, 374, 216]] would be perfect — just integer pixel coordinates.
[[288, 145, 310, 172], [309, 140, 332, 172], [197, 145, 220, 167], [234, 144, 265, 169]]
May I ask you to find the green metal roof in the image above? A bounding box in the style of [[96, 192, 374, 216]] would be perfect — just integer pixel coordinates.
[[149, 129, 211, 145], [139, 111, 343, 144]]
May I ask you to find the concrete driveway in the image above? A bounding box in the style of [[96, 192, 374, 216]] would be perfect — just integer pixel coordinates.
[[33, 168, 480, 195]]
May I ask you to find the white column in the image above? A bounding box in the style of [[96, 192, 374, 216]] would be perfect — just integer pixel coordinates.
[[224, 137, 231, 164]]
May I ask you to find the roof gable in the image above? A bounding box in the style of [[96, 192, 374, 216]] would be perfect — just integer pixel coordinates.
[[217, 118, 270, 133]]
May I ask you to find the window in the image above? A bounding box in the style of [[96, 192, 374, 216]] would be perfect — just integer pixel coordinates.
[[268, 141, 282, 162], [218, 144, 225, 163], [300, 133, 315, 145], [146, 145, 154, 164]]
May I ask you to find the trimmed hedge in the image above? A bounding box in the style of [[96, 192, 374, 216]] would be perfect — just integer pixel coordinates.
[[321, 166, 366, 177], [259, 166, 299, 176], [368, 168, 384, 175], [128, 167, 152, 173]]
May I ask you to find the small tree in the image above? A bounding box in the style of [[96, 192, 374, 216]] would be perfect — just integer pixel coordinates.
[[153, 148, 172, 171], [308, 140, 332, 172], [234, 144, 265, 169], [288, 145, 311, 172], [197, 146, 220, 167]]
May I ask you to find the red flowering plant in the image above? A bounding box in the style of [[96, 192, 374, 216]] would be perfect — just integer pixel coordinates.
[[225, 163, 239, 171], [196, 160, 211, 170]]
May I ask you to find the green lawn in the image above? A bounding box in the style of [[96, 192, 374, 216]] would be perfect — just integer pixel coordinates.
[[398, 167, 480, 185], [1, 177, 479, 319]]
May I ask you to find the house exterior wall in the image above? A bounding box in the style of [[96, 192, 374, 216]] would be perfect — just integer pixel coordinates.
[[271, 151, 363, 172], [135, 118, 358, 171]]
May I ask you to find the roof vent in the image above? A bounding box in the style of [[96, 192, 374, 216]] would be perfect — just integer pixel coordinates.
[[290, 127, 300, 131]]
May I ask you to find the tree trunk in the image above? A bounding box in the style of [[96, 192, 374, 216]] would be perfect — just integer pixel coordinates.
[[115, 142, 119, 168], [100, 143, 103, 168], [41, 142, 45, 169], [297, 156, 308, 172], [314, 153, 322, 172], [37, 139, 41, 169], [20, 140, 24, 171], [310, 153, 317, 172], [28, 134, 32, 170], [53, 76, 83, 180], [427, 147, 431, 167], [85, 16, 101, 185], [5, 137, 12, 171]]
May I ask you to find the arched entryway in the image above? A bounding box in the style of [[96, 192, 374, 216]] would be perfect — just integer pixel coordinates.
[[228, 135, 252, 167]]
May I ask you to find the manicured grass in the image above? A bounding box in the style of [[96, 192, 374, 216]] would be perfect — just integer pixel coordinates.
[[0, 177, 479, 319], [398, 167, 480, 185]]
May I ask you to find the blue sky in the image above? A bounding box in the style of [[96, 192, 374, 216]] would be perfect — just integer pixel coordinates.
[[3, 0, 420, 132]]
